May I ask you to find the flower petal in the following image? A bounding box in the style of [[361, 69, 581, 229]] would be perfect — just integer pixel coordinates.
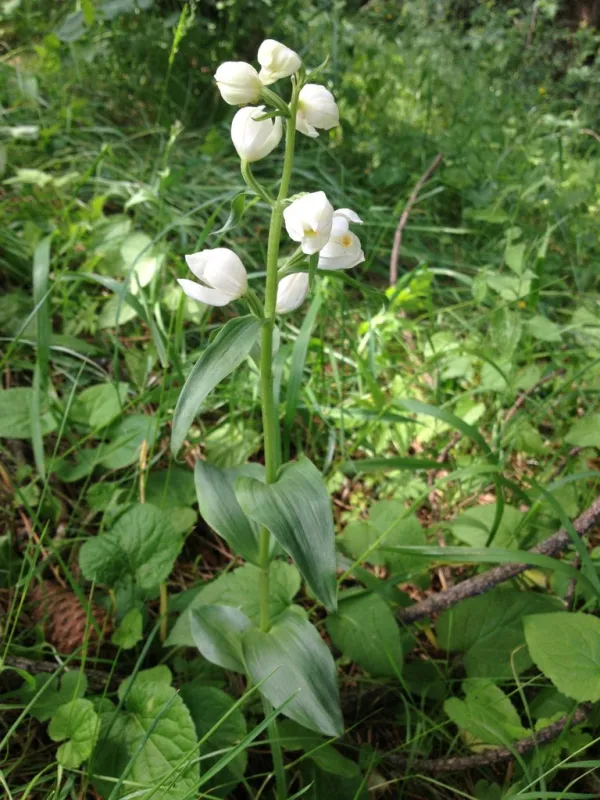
[[177, 279, 233, 306], [334, 208, 363, 225]]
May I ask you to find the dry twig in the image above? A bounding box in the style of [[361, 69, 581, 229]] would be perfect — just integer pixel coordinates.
[[397, 495, 600, 623], [387, 704, 591, 773], [389, 153, 443, 285]]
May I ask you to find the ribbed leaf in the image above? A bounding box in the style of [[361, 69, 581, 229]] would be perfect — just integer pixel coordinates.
[[190, 605, 253, 673], [242, 606, 343, 737], [235, 456, 337, 611], [171, 315, 261, 455]]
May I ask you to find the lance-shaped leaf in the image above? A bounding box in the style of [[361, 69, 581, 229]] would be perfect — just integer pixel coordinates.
[[195, 460, 268, 565], [171, 315, 262, 455], [236, 456, 337, 611], [242, 606, 343, 737], [190, 605, 253, 672]]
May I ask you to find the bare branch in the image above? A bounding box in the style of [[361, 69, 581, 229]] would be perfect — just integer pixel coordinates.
[[389, 153, 443, 286], [387, 704, 591, 773], [397, 496, 600, 624]]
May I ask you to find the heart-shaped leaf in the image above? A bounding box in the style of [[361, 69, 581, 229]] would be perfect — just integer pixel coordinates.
[[49, 699, 99, 769], [242, 606, 343, 737], [171, 315, 262, 455], [236, 456, 337, 611], [79, 503, 184, 590]]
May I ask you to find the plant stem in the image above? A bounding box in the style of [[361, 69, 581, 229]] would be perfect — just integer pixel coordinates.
[[257, 77, 300, 800]]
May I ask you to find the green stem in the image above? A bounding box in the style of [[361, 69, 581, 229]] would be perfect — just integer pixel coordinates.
[[257, 77, 300, 800]]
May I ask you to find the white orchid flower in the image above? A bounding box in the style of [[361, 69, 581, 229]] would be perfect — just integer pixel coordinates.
[[283, 191, 334, 255], [296, 84, 339, 138], [215, 61, 262, 105], [258, 39, 302, 85], [276, 272, 310, 313], [178, 248, 248, 307], [318, 208, 365, 271], [231, 105, 283, 162]]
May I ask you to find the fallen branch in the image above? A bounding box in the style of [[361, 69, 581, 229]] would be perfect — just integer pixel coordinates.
[[387, 704, 591, 773], [397, 496, 600, 624], [389, 153, 443, 285]]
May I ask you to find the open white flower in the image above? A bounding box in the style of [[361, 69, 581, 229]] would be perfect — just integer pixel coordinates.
[[283, 191, 334, 255], [231, 105, 283, 162], [276, 272, 309, 313], [178, 248, 248, 307], [215, 62, 262, 105], [258, 39, 302, 85], [296, 84, 339, 138], [318, 208, 365, 271]]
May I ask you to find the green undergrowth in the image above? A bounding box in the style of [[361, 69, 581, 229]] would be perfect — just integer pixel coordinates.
[[1, 1, 600, 798]]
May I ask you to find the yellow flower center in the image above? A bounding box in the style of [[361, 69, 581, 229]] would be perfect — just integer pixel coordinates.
[[340, 234, 353, 248]]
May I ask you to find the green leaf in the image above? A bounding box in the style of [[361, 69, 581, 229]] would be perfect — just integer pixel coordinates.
[[278, 720, 360, 777], [527, 315, 562, 343], [444, 679, 528, 747], [451, 503, 525, 549], [524, 612, 600, 702], [19, 672, 87, 722], [0, 388, 57, 439], [242, 606, 343, 737], [190, 605, 253, 672], [100, 413, 157, 470], [326, 592, 403, 677], [566, 414, 600, 448], [437, 589, 562, 678], [195, 460, 266, 565], [283, 293, 322, 459], [338, 501, 427, 579], [166, 561, 300, 647], [504, 242, 526, 274], [236, 456, 337, 611], [144, 467, 196, 508], [213, 191, 247, 235], [79, 503, 184, 590], [70, 382, 129, 430], [171, 315, 262, 455], [49, 699, 99, 768], [91, 672, 198, 800], [111, 607, 144, 649], [33, 235, 51, 393], [179, 683, 247, 784]]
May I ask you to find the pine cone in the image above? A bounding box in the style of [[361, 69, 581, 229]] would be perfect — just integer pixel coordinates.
[[30, 581, 112, 654]]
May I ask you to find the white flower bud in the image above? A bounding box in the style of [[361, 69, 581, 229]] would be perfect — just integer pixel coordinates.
[[296, 84, 339, 138], [178, 248, 248, 307], [257, 39, 302, 85], [283, 191, 334, 255], [318, 208, 365, 271], [215, 61, 262, 106], [276, 273, 310, 313], [231, 105, 282, 162]]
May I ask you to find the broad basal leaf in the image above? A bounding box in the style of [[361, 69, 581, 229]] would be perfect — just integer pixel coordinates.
[[450, 503, 527, 549], [166, 561, 300, 647], [20, 672, 87, 722], [48, 699, 99, 768], [524, 612, 600, 703], [242, 606, 343, 737], [326, 591, 403, 677], [79, 503, 184, 590], [111, 607, 144, 649], [190, 605, 253, 672], [195, 460, 267, 565], [179, 682, 248, 786], [437, 589, 561, 678], [171, 315, 262, 455], [444, 679, 528, 748], [91, 669, 198, 800], [70, 382, 129, 430], [236, 456, 337, 611], [0, 387, 57, 439]]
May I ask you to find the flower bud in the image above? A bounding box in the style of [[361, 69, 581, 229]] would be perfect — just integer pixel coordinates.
[[257, 39, 302, 85], [283, 191, 334, 255], [296, 84, 339, 138], [231, 105, 283, 162], [318, 208, 365, 271], [178, 248, 248, 307], [276, 272, 310, 313], [215, 61, 262, 106]]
